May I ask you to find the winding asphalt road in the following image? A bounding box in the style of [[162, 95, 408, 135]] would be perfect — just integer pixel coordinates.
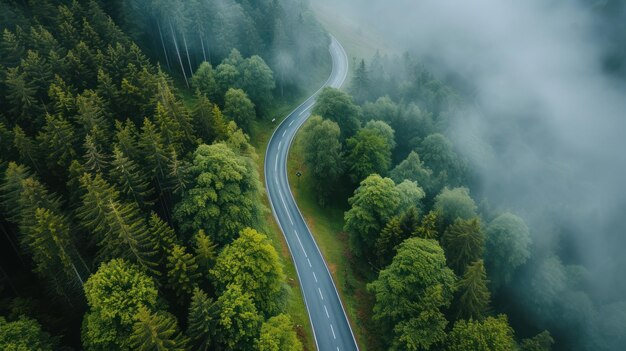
[[264, 36, 358, 351]]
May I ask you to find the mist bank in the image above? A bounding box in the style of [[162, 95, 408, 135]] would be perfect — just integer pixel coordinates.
[[318, 0, 626, 349]]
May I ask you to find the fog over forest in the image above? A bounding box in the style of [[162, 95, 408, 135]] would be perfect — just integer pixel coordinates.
[[317, 0, 626, 349]]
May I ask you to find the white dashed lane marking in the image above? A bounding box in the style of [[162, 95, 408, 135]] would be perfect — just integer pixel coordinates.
[[324, 305, 329, 318], [307, 258, 312, 267], [318, 287, 324, 300], [294, 230, 308, 258], [313, 271, 318, 283], [330, 324, 336, 339]]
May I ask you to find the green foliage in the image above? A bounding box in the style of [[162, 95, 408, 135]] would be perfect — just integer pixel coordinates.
[[82, 134, 109, 175], [193, 230, 217, 275], [187, 288, 218, 351], [391, 151, 433, 195], [174, 143, 265, 245], [240, 55, 275, 109], [256, 314, 303, 351], [215, 63, 240, 98], [82, 259, 158, 350], [147, 212, 177, 263], [0, 162, 32, 220], [434, 187, 478, 228], [300, 115, 343, 205], [313, 87, 361, 141], [345, 127, 392, 183], [368, 237, 456, 350], [415, 210, 442, 240], [36, 113, 77, 176], [0, 316, 55, 351], [344, 174, 400, 262], [520, 331, 554, 351], [166, 244, 201, 300], [211, 228, 286, 316], [224, 88, 256, 133], [375, 206, 421, 268], [485, 212, 531, 290], [419, 133, 465, 187], [191, 62, 218, 101], [214, 284, 263, 351], [109, 146, 154, 209], [12, 125, 40, 173], [364, 119, 396, 149], [395, 179, 426, 212], [130, 306, 188, 351], [455, 260, 491, 320], [444, 315, 516, 351], [350, 59, 371, 103], [442, 218, 485, 275]]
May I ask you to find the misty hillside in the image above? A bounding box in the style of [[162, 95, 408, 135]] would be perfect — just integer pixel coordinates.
[[0, 0, 625, 351]]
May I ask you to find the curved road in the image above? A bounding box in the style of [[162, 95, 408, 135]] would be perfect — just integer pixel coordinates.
[[264, 36, 358, 351]]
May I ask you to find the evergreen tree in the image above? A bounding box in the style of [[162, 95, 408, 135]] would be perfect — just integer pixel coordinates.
[[4, 67, 38, 123], [167, 147, 190, 197], [375, 206, 420, 268], [455, 260, 491, 320], [109, 146, 154, 209], [194, 229, 217, 275], [36, 114, 77, 176], [82, 134, 109, 175], [166, 244, 201, 300], [76, 172, 120, 243], [187, 287, 218, 351], [130, 306, 189, 351], [345, 127, 392, 183], [390, 151, 433, 195], [138, 118, 169, 193], [434, 187, 478, 228], [145, 213, 175, 264], [75, 90, 111, 146], [415, 210, 442, 240], [12, 125, 40, 173], [0, 162, 33, 220], [191, 61, 218, 100], [350, 59, 370, 103], [442, 218, 485, 275], [114, 119, 141, 163]]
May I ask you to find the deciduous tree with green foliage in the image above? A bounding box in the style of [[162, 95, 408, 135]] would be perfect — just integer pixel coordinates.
[[256, 314, 303, 351], [214, 284, 262, 351], [191, 61, 218, 101], [82, 259, 158, 350], [345, 127, 392, 183], [391, 151, 433, 195], [313, 87, 361, 141], [0, 316, 55, 351], [211, 228, 286, 316], [344, 174, 400, 262], [368, 237, 456, 350], [223, 88, 256, 133], [434, 187, 478, 228], [444, 315, 516, 351], [300, 115, 343, 205], [486, 212, 531, 290], [174, 143, 265, 245]]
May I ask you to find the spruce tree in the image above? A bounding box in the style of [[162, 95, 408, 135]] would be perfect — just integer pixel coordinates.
[[82, 134, 109, 175], [36, 114, 77, 175], [442, 217, 485, 275], [187, 287, 218, 351], [166, 244, 201, 300], [109, 146, 154, 209], [13, 125, 40, 173], [130, 306, 189, 351], [455, 259, 491, 320], [147, 212, 177, 264], [194, 230, 217, 276]]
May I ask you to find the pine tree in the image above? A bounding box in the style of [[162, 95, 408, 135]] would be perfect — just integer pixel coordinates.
[[75, 90, 111, 145], [114, 119, 141, 162], [210, 104, 228, 141], [13, 125, 40, 174], [351, 59, 370, 103], [82, 134, 109, 175], [4, 67, 38, 123], [138, 118, 169, 191], [0, 162, 33, 220], [455, 260, 491, 320], [415, 210, 442, 240], [76, 172, 120, 243], [191, 91, 215, 143], [109, 146, 154, 209], [167, 244, 201, 300], [167, 147, 190, 197], [102, 200, 158, 275], [442, 217, 485, 275], [48, 75, 76, 116], [147, 211, 177, 261], [36, 114, 77, 175], [154, 102, 185, 154], [194, 230, 217, 275], [187, 287, 218, 351], [375, 206, 420, 268], [130, 305, 189, 351]]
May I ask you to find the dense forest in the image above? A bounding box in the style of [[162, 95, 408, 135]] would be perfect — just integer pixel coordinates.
[[1, 0, 623, 350], [0, 0, 327, 349]]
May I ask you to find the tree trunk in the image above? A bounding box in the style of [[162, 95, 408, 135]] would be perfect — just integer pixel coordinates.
[[183, 31, 194, 75], [157, 20, 171, 70], [205, 37, 212, 64], [200, 32, 207, 62], [169, 21, 189, 88]]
